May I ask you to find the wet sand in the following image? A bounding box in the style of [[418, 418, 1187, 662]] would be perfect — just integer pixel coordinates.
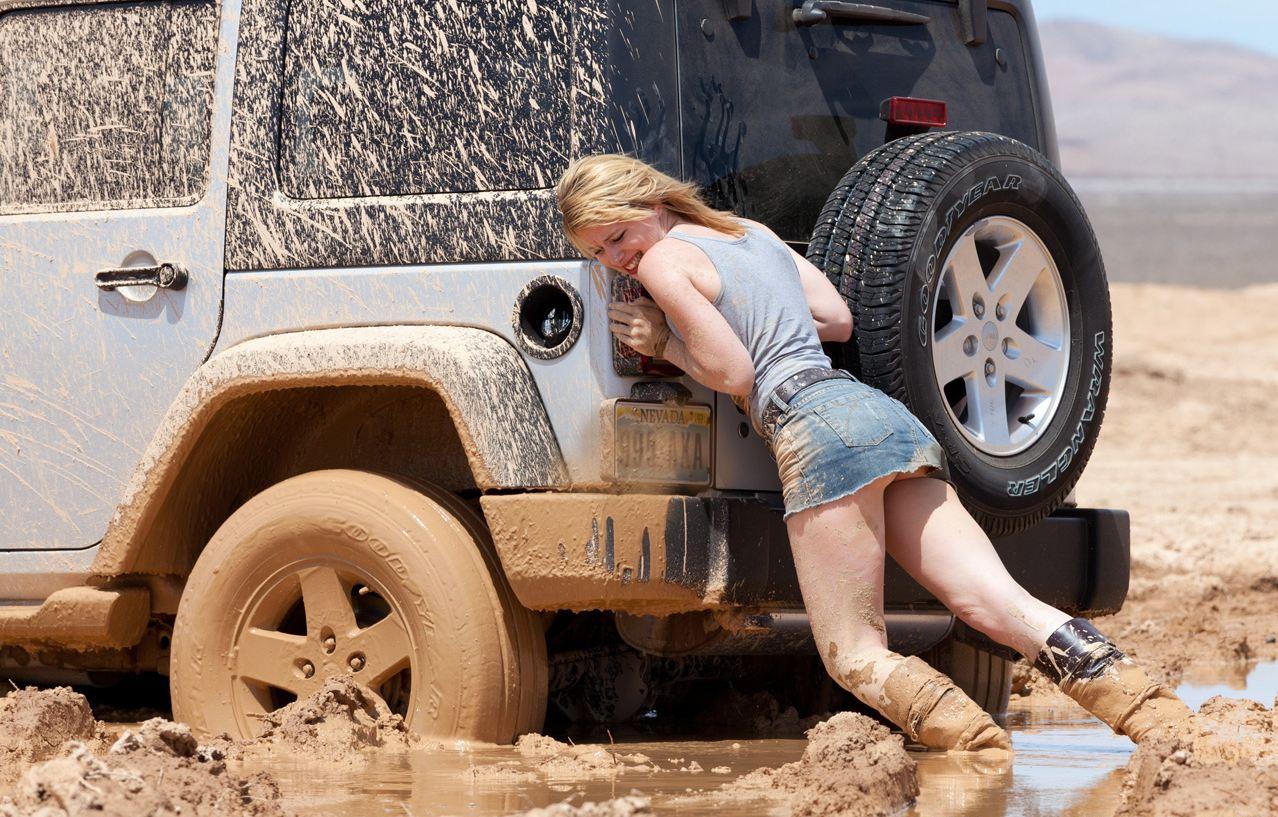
[[206, 660, 1276, 817]]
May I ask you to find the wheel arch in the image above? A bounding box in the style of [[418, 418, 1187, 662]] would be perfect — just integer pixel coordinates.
[[91, 325, 567, 578]]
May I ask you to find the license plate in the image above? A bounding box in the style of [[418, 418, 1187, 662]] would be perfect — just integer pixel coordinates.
[[612, 401, 712, 486]]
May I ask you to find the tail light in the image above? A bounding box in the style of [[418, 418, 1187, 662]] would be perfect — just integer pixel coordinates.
[[880, 96, 947, 128], [612, 274, 682, 376]]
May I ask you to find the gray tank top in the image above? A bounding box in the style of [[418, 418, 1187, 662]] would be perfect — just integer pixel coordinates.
[[664, 223, 832, 427]]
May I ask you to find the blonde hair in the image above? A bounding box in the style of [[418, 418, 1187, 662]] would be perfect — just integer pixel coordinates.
[[556, 154, 745, 256]]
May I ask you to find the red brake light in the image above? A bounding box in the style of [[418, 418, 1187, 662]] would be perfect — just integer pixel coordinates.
[[880, 96, 947, 128]]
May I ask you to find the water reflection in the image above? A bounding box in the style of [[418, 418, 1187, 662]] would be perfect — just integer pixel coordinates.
[[245, 661, 1278, 817], [1176, 659, 1278, 710], [910, 707, 1131, 817]]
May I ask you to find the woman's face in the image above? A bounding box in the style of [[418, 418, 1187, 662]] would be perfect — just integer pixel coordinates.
[[576, 206, 668, 276]]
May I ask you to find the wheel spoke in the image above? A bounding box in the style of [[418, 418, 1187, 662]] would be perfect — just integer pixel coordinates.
[[1004, 346, 1056, 394], [1004, 355, 1052, 393], [299, 566, 358, 638], [944, 231, 989, 314], [1005, 327, 1065, 394], [973, 372, 1012, 448], [349, 613, 412, 686], [989, 239, 1044, 319], [932, 319, 976, 386], [233, 628, 308, 694]]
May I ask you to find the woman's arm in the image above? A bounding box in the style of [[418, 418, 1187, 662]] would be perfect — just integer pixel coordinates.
[[794, 255, 853, 343], [618, 240, 755, 396]]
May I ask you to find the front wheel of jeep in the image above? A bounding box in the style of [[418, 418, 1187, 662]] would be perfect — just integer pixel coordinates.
[[170, 469, 547, 742]]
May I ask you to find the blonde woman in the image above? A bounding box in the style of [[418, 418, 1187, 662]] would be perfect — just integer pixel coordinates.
[[556, 154, 1190, 752]]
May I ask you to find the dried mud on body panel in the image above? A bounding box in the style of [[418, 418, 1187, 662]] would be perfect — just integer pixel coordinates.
[[91, 327, 567, 576], [480, 493, 802, 614], [224, 0, 679, 270], [482, 493, 707, 614], [0, 0, 218, 215], [279, 0, 571, 198]]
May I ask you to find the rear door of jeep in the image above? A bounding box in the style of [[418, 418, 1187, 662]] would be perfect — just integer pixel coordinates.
[[677, 0, 1043, 243], [677, 0, 1047, 488]]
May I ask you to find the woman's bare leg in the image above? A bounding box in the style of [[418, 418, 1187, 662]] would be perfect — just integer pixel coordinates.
[[788, 475, 1010, 752], [881, 476, 1069, 658], [883, 476, 1190, 741]]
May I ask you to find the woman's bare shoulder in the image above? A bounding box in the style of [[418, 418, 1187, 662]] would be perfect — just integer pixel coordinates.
[[641, 234, 714, 273]]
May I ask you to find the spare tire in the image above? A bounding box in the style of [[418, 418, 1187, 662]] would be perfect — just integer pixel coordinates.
[[807, 132, 1111, 536]]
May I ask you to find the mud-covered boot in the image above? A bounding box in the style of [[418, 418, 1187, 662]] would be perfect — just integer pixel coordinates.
[[1033, 618, 1192, 743], [877, 656, 1012, 753]]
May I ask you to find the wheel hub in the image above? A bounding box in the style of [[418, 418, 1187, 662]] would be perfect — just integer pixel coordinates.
[[981, 321, 999, 351], [930, 216, 1071, 457], [230, 563, 414, 731]]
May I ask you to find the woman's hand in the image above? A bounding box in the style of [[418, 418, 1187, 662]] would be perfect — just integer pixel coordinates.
[[608, 296, 671, 357]]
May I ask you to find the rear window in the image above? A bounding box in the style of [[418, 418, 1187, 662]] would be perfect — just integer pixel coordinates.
[[278, 0, 573, 199], [0, 0, 218, 215]]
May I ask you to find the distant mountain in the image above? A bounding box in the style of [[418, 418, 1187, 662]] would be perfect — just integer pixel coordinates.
[[1039, 20, 1278, 179]]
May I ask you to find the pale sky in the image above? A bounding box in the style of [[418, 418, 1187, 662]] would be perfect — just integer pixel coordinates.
[[1032, 0, 1278, 57]]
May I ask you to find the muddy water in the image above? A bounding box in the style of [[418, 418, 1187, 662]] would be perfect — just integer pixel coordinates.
[[240, 661, 1278, 817]]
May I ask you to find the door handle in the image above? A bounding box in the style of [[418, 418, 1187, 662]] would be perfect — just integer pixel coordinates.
[[94, 263, 188, 292], [793, 1, 929, 26]]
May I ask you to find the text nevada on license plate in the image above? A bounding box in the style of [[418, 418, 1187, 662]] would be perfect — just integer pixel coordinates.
[[613, 401, 712, 486]]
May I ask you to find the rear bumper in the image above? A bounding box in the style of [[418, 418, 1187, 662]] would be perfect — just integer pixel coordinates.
[[480, 494, 1129, 618]]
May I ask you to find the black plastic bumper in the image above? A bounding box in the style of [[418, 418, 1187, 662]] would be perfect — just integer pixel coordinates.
[[483, 493, 1130, 623], [699, 500, 1130, 617]]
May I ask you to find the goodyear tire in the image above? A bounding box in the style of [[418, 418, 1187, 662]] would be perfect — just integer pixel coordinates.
[[808, 132, 1112, 536], [171, 470, 547, 742]]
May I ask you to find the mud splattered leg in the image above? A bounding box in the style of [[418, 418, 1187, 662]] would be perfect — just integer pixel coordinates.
[[787, 477, 1010, 753], [1032, 618, 1192, 743], [883, 476, 1071, 659]]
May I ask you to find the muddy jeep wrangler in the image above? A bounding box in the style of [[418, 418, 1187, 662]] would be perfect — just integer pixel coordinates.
[[0, 0, 1126, 741]]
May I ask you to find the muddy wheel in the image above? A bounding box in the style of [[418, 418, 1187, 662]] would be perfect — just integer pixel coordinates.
[[922, 639, 1012, 717], [171, 469, 547, 742]]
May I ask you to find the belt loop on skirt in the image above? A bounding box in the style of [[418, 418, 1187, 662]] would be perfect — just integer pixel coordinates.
[[758, 367, 855, 443]]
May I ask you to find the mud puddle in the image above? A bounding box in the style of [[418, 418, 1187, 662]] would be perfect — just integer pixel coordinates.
[[218, 661, 1278, 816]]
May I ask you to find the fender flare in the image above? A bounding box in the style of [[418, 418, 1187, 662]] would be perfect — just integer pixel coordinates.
[[92, 325, 566, 575]]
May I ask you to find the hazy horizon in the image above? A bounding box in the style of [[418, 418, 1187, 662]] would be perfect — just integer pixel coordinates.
[[1032, 0, 1278, 58]]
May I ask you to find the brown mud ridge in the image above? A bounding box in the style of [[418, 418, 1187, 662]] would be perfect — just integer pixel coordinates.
[[1116, 695, 1278, 816], [0, 686, 100, 790], [0, 679, 425, 816], [695, 711, 918, 817], [468, 733, 660, 782], [238, 676, 421, 761], [1, 718, 283, 817]]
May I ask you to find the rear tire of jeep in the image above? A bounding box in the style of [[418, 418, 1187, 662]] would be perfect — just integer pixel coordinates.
[[170, 469, 547, 743], [921, 639, 1012, 718], [807, 132, 1112, 536]]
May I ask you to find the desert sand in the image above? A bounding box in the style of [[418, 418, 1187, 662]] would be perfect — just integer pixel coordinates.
[[3, 281, 1277, 817], [1037, 282, 1278, 688]]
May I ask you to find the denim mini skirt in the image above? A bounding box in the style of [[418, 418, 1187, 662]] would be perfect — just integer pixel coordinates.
[[767, 378, 945, 520]]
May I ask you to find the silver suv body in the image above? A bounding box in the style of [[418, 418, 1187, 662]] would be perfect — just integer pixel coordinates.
[[0, 0, 1125, 737]]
